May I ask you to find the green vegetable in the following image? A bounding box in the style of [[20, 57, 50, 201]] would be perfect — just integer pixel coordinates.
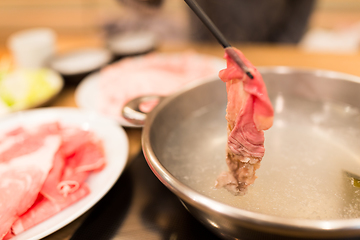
[[0, 69, 57, 110], [25, 69, 55, 106]]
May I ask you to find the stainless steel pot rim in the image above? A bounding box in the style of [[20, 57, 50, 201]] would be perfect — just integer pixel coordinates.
[[259, 66, 360, 84], [142, 66, 360, 233]]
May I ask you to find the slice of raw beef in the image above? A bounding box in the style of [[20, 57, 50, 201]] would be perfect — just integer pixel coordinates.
[[98, 51, 223, 120], [0, 122, 106, 239], [216, 47, 274, 195], [8, 126, 105, 236], [0, 132, 61, 239]]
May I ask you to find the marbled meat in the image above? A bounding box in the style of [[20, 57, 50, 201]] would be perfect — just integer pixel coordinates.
[[216, 47, 274, 195]]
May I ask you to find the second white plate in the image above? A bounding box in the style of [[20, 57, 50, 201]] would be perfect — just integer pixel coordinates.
[[75, 53, 226, 127]]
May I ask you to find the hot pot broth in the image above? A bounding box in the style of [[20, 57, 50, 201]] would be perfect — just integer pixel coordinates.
[[159, 73, 360, 220]]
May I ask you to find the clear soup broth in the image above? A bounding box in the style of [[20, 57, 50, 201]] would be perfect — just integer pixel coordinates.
[[161, 95, 360, 220]]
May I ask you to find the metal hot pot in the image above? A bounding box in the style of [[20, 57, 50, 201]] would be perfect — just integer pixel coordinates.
[[126, 67, 360, 239]]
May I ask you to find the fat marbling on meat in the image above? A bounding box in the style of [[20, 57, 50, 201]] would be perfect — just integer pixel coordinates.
[[216, 47, 274, 195], [0, 122, 106, 239], [0, 125, 61, 239]]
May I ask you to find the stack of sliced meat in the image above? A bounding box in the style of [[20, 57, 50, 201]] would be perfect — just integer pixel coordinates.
[[0, 122, 106, 239], [98, 51, 223, 120], [216, 48, 274, 195]]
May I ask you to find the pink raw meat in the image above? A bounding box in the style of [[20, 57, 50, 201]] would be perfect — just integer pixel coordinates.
[[216, 47, 274, 195], [0, 130, 61, 239], [11, 127, 105, 236], [11, 184, 90, 235], [60, 128, 93, 157], [0, 122, 106, 239], [40, 151, 65, 203], [98, 51, 223, 120], [57, 130, 105, 197], [0, 123, 61, 164]]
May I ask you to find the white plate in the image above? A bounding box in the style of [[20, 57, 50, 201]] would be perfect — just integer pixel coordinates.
[[75, 54, 226, 128], [1, 107, 129, 240]]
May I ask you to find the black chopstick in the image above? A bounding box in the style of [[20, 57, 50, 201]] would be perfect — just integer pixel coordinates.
[[184, 0, 254, 79]]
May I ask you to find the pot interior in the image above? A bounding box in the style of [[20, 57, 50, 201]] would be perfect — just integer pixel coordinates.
[[148, 68, 360, 221]]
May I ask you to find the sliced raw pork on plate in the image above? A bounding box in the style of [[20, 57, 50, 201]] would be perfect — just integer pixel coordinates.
[[0, 124, 61, 239], [0, 122, 106, 239], [97, 51, 225, 121]]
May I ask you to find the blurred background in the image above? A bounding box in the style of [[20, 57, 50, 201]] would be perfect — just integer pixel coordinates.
[[1, 0, 360, 53], [1, 1, 360, 239]]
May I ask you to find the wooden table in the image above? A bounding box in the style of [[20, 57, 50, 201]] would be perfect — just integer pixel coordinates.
[[2, 37, 360, 239]]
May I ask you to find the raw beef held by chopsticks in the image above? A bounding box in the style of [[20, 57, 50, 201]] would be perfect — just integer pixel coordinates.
[[216, 48, 274, 195]]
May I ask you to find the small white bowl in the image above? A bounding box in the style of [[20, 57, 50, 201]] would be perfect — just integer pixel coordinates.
[[106, 31, 157, 59], [48, 48, 112, 84]]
